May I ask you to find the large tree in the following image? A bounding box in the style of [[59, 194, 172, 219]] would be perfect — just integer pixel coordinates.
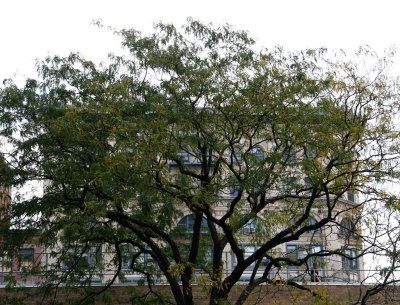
[[1, 19, 400, 305]]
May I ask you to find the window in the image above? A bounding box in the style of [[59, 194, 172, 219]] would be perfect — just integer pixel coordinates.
[[119, 244, 154, 271], [229, 185, 240, 197], [287, 216, 320, 234], [284, 176, 297, 193], [282, 148, 297, 165], [62, 245, 102, 272], [239, 219, 257, 234], [192, 156, 202, 164], [120, 244, 133, 270], [347, 190, 355, 202], [229, 147, 242, 164], [340, 218, 355, 237], [170, 150, 199, 166], [62, 250, 74, 271], [19, 248, 34, 271], [117, 244, 156, 284], [307, 217, 321, 235], [231, 245, 269, 281], [303, 176, 315, 195], [342, 249, 358, 270], [304, 177, 313, 188], [182, 246, 213, 271], [0, 250, 9, 273], [177, 214, 208, 234], [286, 244, 323, 270], [177, 151, 190, 163], [304, 148, 317, 159], [250, 147, 264, 161], [85, 247, 102, 269]]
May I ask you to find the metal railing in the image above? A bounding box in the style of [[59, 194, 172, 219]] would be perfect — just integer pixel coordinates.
[[0, 251, 375, 287]]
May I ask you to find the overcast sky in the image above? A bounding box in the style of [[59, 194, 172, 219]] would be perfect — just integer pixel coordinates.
[[1, 0, 400, 84]]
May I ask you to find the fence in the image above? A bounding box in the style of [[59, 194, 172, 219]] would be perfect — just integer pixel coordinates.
[[0, 251, 374, 287]]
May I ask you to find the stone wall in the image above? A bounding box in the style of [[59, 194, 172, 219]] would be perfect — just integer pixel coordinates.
[[1, 284, 399, 305]]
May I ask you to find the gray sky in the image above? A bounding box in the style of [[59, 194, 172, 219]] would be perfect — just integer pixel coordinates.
[[1, 0, 400, 84]]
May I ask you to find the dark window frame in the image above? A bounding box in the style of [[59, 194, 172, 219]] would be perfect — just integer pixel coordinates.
[[177, 214, 208, 234], [251, 147, 265, 161], [19, 248, 35, 271], [342, 249, 358, 270]]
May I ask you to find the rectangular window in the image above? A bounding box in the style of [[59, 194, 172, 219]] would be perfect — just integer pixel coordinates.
[[307, 218, 321, 235], [304, 177, 313, 189], [62, 245, 102, 271], [304, 148, 317, 159], [19, 248, 34, 271], [282, 148, 297, 165], [229, 185, 239, 197], [347, 190, 355, 202], [240, 220, 257, 234], [120, 244, 133, 270], [251, 147, 264, 161], [231, 245, 269, 282], [180, 246, 213, 271], [285, 177, 298, 194], [193, 156, 202, 164], [60, 245, 102, 284], [303, 177, 314, 195], [342, 249, 358, 270], [119, 245, 154, 271], [286, 244, 323, 270], [177, 151, 190, 163], [121, 244, 155, 269], [0, 251, 10, 273], [228, 147, 243, 165]]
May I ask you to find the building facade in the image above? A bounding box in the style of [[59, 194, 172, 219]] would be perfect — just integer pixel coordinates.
[[1, 143, 363, 287]]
